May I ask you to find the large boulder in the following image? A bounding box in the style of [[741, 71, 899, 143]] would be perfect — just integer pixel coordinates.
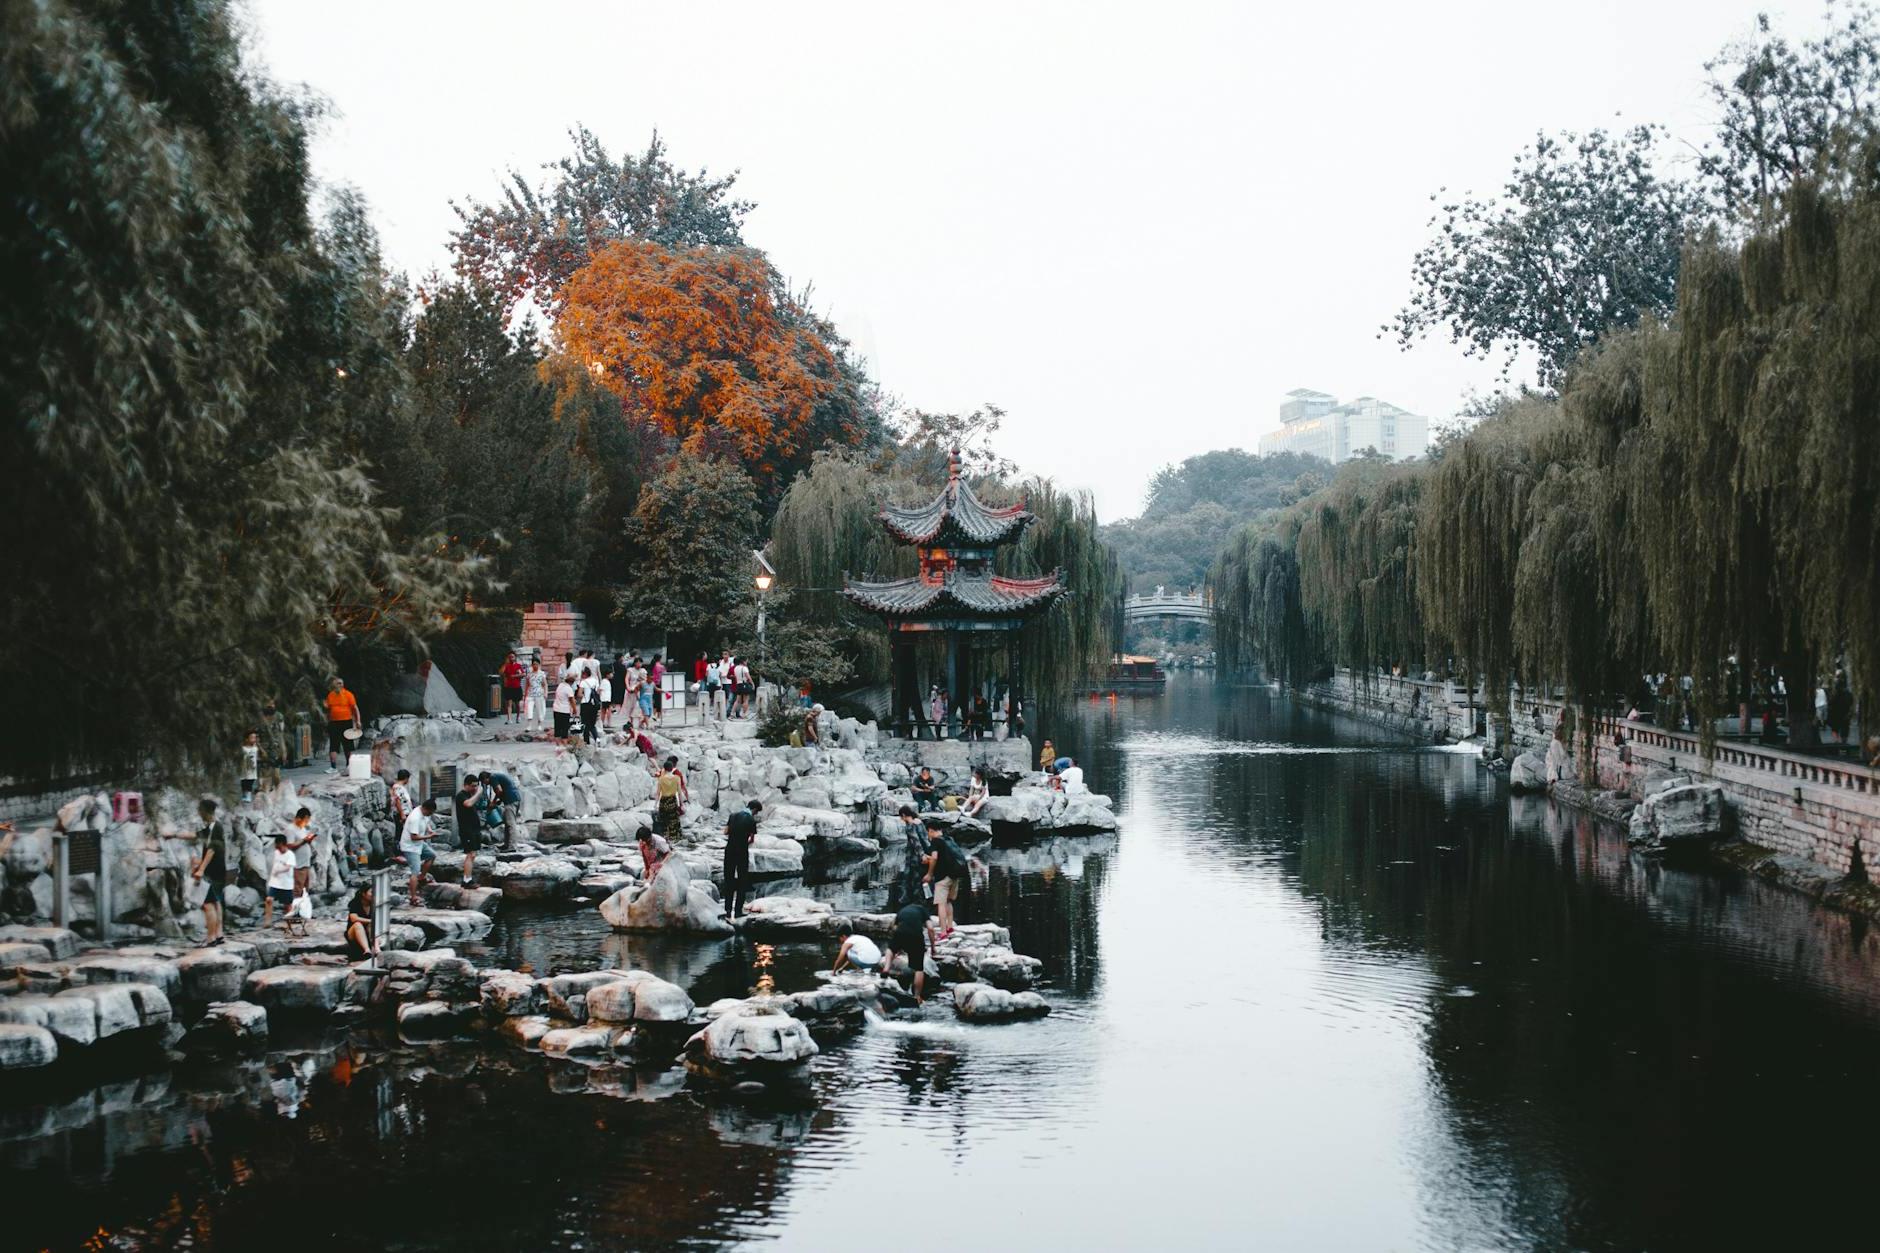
[[0, 992, 102, 1047], [951, 981, 1050, 1023], [584, 971, 694, 1025], [68, 952, 182, 1001], [389, 908, 494, 944], [684, 1003, 818, 1086], [735, 897, 845, 941], [599, 859, 732, 935], [539, 970, 632, 1023], [748, 835, 805, 877], [981, 789, 1055, 826], [1508, 751, 1548, 794], [183, 1000, 269, 1057], [1628, 781, 1726, 850], [173, 948, 250, 1003]]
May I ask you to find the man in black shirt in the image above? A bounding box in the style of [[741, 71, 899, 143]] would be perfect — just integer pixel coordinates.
[[923, 817, 970, 940], [887, 901, 931, 1005], [454, 777, 484, 888], [721, 800, 762, 919]]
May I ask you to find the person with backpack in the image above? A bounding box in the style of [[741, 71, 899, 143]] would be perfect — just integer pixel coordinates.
[[577, 666, 602, 744], [923, 816, 970, 941], [895, 804, 928, 908]]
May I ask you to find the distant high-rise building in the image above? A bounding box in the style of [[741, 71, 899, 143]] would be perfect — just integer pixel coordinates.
[[1258, 388, 1427, 463]]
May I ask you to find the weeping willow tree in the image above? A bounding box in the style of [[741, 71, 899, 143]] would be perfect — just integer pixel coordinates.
[[1573, 169, 1880, 745], [1292, 457, 1426, 677], [765, 451, 919, 683], [1000, 478, 1124, 701], [765, 451, 1120, 698], [1209, 511, 1313, 686]]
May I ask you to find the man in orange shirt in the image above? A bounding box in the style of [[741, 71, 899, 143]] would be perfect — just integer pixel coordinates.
[[324, 677, 360, 774]]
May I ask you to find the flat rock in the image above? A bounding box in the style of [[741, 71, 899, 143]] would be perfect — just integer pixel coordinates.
[[540, 970, 631, 1023], [0, 941, 54, 968], [540, 1025, 616, 1056], [487, 857, 583, 902], [0, 992, 99, 1047], [479, 969, 541, 1018], [242, 964, 352, 1014], [536, 819, 607, 846], [67, 952, 182, 1000], [735, 897, 845, 940], [388, 908, 493, 944], [0, 925, 80, 960], [685, 1004, 818, 1082], [0, 1023, 58, 1070]]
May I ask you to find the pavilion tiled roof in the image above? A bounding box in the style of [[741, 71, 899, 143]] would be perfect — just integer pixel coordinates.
[[879, 472, 1034, 547], [842, 570, 1067, 619]]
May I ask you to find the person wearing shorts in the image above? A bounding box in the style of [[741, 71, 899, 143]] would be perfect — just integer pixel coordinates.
[[400, 800, 439, 905], [886, 901, 931, 1004], [191, 799, 228, 946], [454, 778, 485, 887], [265, 836, 296, 929], [286, 806, 316, 893]]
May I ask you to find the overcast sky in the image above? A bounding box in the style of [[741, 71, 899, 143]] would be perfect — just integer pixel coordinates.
[[249, 0, 1793, 521]]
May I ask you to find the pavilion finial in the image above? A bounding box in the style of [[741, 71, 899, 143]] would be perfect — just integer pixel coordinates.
[[948, 447, 961, 484]]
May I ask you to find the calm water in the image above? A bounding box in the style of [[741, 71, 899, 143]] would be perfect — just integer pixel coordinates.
[[10, 675, 1880, 1251]]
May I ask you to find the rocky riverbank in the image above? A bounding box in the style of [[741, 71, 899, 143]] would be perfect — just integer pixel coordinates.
[[1, 709, 1112, 1138]]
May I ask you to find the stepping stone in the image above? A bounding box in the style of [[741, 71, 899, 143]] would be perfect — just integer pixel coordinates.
[[0, 1023, 58, 1070], [0, 925, 80, 960], [242, 964, 352, 1014]]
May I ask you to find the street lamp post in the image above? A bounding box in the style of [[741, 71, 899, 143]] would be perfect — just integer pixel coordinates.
[[753, 549, 775, 716]]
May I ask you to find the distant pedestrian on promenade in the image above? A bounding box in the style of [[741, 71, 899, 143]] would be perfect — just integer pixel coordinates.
[[324, 677, 360, 774], [553, 671, 576, 742], [578, 666, 602, 744], [649, 655, 665, 724], [525, 659, 548, 733], [501, 650, 525, 724]]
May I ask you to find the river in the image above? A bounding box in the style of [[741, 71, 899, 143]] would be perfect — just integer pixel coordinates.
[[9, 674, 1880, 1250]]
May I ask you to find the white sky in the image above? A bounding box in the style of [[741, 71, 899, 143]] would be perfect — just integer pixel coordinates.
[[247, 0, 1794, 521]]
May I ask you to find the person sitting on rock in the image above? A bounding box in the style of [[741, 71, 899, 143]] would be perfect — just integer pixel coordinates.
[[961, 767, 989, 819], [831, 924, 882, 974], [345, 883, 377, 961], [884, 901, 932, 1005], [636, 825, 672, 880], [911, 767, 938, 812]]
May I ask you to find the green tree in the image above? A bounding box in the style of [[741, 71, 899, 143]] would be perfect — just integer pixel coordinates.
[[723, 588, 852, 695], [615, 458, 761, 644], [1389, 126, 1703, 388], [1700, 5, 1880, 220], [450, 126, 750, 315], [0, 0, 476, 783]]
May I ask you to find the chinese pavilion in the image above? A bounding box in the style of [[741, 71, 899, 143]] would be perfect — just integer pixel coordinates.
[[843, 451, 1067, 738]]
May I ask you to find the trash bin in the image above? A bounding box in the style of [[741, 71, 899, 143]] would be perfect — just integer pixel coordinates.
[[486, 674, 503, 718]]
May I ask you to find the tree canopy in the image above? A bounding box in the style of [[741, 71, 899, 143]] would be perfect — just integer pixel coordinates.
[[450, 126, 750, 316], [0, 0, 475, 783], [615, 457, 761, 647]]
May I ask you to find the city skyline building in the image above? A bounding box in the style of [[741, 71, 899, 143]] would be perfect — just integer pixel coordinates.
[[1257, 388, 1428, 463]]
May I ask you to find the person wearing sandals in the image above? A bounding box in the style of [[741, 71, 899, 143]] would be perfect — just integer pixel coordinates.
[[400, 799, 439, 905], [922, 816, 970, 941]]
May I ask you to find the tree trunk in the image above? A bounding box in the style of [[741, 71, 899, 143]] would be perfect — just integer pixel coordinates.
[[1783, 645, 1819, 751]]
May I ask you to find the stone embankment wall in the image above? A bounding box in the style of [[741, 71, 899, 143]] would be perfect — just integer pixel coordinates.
[[1294, 669, 1879, 877]]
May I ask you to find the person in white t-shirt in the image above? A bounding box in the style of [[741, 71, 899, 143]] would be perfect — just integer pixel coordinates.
[[732, 659, 753, 719], [264, 835, 296, 929], [400, 799, 438, 906], [553, 676, 577, 742], [598, 671, 614, 729], [1058, 761, 1087, 796]]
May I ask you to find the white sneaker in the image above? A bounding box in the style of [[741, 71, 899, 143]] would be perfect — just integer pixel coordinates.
[[325, 766, 337, 774]]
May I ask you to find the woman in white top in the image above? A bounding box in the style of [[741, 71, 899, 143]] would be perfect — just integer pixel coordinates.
[[525, 662, 547, 731], [962, 767, 990, 818]]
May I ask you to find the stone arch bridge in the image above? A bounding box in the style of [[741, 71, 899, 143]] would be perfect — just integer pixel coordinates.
[[1122, 589, 1211, 624]]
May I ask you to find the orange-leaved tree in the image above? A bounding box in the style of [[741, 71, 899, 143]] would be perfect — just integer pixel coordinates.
[[558, 239, 865, 475]]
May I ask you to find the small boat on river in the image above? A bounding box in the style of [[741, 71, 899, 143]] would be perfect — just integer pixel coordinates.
[[1081, 653, 1168, 695]]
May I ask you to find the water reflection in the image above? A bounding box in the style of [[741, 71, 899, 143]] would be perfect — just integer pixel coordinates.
[[8, 675, 1880, 1250]]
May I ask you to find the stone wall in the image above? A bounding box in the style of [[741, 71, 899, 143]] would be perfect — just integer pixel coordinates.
[[1297, 667, 1879, 879], [515, 603, 661, 667]]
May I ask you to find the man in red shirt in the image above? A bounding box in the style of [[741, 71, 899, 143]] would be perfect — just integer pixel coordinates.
[[500, 650, 526, 725]]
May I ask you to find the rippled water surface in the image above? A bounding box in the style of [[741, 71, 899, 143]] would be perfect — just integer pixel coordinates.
[[10, 676, 1880, 1250]]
